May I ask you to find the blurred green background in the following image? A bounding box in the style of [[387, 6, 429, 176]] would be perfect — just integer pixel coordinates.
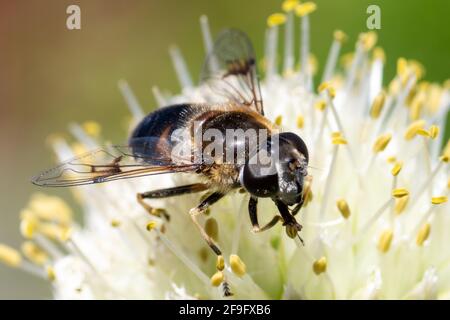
[[0, 0, 448, 299]]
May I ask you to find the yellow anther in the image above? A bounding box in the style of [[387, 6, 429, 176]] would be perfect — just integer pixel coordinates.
[[210, 271, 224, 287], [404, 120, 425, 140], [59, 228, 72, 242], [359, 31, 377, 51], [0, 244, 22, 267], [318, 82, 330, 93], [312, 256, 327, 275], [416, 128, 430, 137], [295, 2, 317, 17], [373, 133, 392, 153], [336, 199, 351, 219], [274, 115, 283, 126], [282, 0, 299, 12], [392, 188, 409, 198], [387, 156, 397, 164], [205, 218, 219, 241], [340, 53, 354, 69], [378, 229, 393, 253], [409, 95, 424, 120], [440, 155, 449, 163], [82, 121, 101, 137], [429, 125, 439, 139], [230, 254, 246, 277], [416, 223, 431, 246], [267, 13, 286, 27], [146, 221, 157, 231], [391, 161, 403, 176], [28, 193, 73, 226], [314, 100, 327, 111], [309, 54, 318, 75], [111, 219, 121, 227], [408, 60, 425, 80], [333, 30, 347, 43], [46, 266, 56, 281], [332, 137, 347, 145], [394, 195, 409, 215], [296, 115, 305, 129], [216, 255, 225, 271], [21, 242, 48, 266], [397, 57, 408, 77], [370, 90, 386, 119], [388, 78, 400, 95], [71, 142, 87, 156], [373, 47, 385, 63], [431, 196, 447, 205], [20, 216, 37, 239]]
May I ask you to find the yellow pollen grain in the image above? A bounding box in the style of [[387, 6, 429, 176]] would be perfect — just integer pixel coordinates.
[[21, 242, 48, 266], [394, 195, 409, 215], [404, 120, 425, 140], [429, 125, 439, 139], [210, 271, 224, 287], [296, 115, 305, 128], [295, 2, 317, 17], [333, 30, 347, 43], [46, 266, 56, 282], [111, 219, 121, 227], [313, 256, 327, 275], [332, 137, 347, 145], [373, 133, 392, 153], [378, 229, 393, 253], [82, 121, 101, 137], [216, 255, 225, 271], [373, 47, 385, 63], [282, 0, 299, 12], [274, 115, 283, 126], [392, 188, 409, 198], [336, 199, 351, 219], [391, 161, 403, 176], [387, 156, 397, 164], [205, 218, 219, 241], [431, 196, 447, 205], [360, 31, 377, 51], [0, 244, 22, 267], [314, 100, 327, 111], [416, 223, 431, 246], [230, 254, 246, 277], [267, 13, 286, 27], [370, 90, 386, 119], [146, 221, 157, 231]]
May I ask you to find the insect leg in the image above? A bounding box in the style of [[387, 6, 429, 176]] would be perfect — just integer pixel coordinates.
[[189, 192, 225, 256], [249, 197, 281, 233], [275, 200, 304, 244], [189, 192, 233, 296], [137, 183, 209, 221], [291, 197, 304, 216]]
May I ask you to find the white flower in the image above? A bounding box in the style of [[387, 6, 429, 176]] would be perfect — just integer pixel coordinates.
[[1, 2, 449, 299]]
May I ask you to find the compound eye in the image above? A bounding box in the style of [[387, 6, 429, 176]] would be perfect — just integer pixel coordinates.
[[239, 163, 278, 198]]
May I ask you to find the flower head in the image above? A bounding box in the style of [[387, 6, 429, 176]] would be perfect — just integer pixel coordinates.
[[2, 3, 450, 299]]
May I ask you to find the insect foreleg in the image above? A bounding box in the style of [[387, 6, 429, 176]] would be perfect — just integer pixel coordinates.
[[249, 196, 282, 233]]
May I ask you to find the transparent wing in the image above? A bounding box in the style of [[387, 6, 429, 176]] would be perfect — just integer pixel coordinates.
[[32, 137, 199, 187], [201, 29, 264, 115]]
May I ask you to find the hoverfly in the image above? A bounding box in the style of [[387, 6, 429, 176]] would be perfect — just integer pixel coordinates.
[[32, 29, 309, 295]]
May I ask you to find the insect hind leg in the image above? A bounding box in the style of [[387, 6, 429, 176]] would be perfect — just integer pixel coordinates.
[[137, 183, 209, 221]]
